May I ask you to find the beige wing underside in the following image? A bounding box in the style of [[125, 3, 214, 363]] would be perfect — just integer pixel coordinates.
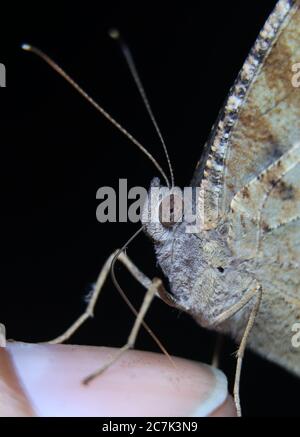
[[228, 145, 300, 376], [194, 0, 300, 230], [193, 0, 300, 375], [249, 216, 300, 377], [226, 2, 300, 376]]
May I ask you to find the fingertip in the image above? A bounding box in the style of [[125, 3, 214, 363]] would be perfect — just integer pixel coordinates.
[[6, 343, 236, 417]]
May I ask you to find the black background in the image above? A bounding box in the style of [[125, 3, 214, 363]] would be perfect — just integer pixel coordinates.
[[0, 1, 299, 417]]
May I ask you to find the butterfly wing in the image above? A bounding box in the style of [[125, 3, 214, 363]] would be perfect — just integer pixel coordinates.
[[193, 0, 300, 375], [194, 0, 300, 230], [228, 142, 300, 376]]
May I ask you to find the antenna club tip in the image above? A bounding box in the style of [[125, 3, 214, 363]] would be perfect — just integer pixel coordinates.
[[108, 28, 120, 40], [21, 43, 32, 51]]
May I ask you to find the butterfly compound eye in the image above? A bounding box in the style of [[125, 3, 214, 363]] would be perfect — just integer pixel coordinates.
[[159, 194, 183, 227]]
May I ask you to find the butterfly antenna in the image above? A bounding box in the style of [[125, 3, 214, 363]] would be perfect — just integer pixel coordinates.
[[21, 43, 171, 188], [22, 43, 173, 363], [109, 29, 175, 188]]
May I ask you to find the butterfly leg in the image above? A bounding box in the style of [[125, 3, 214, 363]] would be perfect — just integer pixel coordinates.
[[82, 277, 164, 385], [233, 285, 262, 417], [211, 281, 262, 416], [0, 323, 6, 347], [47, 250, 153, 344]]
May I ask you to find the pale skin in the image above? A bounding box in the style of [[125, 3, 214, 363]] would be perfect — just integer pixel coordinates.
[[0, 343, 236, 416]]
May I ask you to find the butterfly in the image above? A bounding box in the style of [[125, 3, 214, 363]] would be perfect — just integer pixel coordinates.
[[17, 0, 300, 417], [141, 0, 300, 415]]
